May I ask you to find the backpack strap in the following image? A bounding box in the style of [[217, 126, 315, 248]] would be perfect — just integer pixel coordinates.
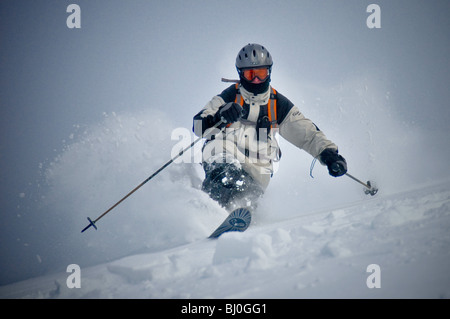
[[268, 88, 278, 129], [227, 84, 244, 128], [233, 84, 277, 129], [234, 83, 244, 105]]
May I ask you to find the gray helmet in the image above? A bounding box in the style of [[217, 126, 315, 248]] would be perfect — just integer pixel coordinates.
[[235, 43, 273, 69]]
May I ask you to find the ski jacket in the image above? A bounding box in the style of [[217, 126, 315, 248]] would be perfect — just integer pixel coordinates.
[[193, 84, 337, 189]]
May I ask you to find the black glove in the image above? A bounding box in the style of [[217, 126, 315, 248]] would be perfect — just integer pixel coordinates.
[[218, 102, 243, 124], [320, 148, 347, 177]]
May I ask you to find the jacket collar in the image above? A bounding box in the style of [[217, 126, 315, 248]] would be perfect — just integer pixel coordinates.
[[239, 85, 271, 105]]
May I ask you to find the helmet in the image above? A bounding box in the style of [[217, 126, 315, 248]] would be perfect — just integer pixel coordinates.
[[235, 44, 273, 94], [235, 43, 273, 69]]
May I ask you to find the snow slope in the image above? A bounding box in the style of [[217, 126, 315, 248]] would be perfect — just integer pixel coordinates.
[[1, 109, 449, 299], [1, 179, 449, 299]]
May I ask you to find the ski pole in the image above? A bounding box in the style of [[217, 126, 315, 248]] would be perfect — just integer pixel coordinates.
[[345, 172, 378, 196], [81, 120, 225, 233]]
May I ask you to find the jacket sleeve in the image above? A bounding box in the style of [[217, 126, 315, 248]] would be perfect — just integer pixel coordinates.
[[192, 84, 237, 137], [192, 96, 224, 137], [279, 106, 338, 159]]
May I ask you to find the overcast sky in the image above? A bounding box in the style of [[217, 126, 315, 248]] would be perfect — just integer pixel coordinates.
[[1, 0, 449, 285]]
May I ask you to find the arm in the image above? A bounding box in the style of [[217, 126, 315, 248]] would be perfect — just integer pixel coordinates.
[[279, 106, 337, 158], [193, 95, 226, 137], [192, 84, 240, 137], [278, 104, 347, 177]]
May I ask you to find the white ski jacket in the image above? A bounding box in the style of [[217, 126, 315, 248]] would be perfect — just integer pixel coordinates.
[[193, 84, 337, 189]]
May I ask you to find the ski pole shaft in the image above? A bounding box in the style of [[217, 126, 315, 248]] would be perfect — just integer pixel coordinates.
[[345, 173, 371, 189], [81, 120, 224, 233], [344, 172, 378, 196]]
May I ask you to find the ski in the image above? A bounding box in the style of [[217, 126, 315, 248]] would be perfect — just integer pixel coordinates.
[[208, 207, 252, 239]]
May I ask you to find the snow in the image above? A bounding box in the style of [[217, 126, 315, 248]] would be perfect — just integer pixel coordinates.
[[2, 182, 450, 299], [0, 109, 449, 299]]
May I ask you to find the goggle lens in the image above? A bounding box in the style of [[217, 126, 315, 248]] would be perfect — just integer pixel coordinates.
[[242, 68, 269, 81]]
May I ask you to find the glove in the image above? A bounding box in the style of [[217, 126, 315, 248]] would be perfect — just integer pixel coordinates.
[[218, 102, 243, 124], [320, 148, 347, 177]]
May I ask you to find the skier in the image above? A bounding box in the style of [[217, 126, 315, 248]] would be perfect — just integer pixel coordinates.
[[193, 43, 347, 211]]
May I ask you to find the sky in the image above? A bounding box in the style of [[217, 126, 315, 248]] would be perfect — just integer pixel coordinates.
[[1, 0, 450, 285]]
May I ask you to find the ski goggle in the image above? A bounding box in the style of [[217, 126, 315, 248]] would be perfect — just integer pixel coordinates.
[[241, 67, 270, 82]]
